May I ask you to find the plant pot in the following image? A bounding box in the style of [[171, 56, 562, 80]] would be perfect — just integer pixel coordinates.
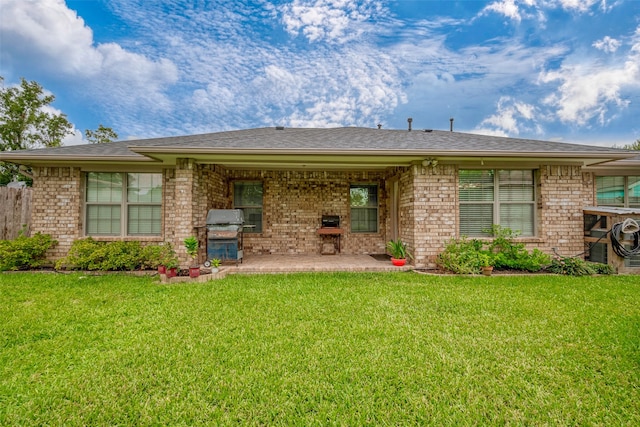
[[166, 267, 178, 278], [189, 266, 200, 278], [482, 266, 494, 276], [391, 258, 406, 267], [158, 265, 166, 275]]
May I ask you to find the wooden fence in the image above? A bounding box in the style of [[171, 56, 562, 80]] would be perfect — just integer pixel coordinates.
[[0, 187, 32, 240]]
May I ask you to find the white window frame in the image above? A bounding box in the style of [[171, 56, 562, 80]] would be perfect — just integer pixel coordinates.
[[85, 172, 162, 237], [459, 169, 537, 237]]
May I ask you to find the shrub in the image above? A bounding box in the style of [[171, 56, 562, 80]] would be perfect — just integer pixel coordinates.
[[140, 245, 165, 270], [485, 226, 551, 272], [436, 237, 489, 274], [0, 232, 57, 271], [56, 239, 174, 271], [436, 226, 553, 274], [546, 256, 614, 276], [591, 262, 615, 275]]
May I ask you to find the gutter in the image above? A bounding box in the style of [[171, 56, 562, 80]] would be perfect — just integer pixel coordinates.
[[0, 154, 157, 163], [129, 146, 636, 160]]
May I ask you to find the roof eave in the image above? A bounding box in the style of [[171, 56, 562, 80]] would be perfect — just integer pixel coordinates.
[[129, 146, 634, 159], [0, 154, 157, 165]]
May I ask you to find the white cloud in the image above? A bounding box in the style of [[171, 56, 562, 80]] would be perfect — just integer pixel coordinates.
[[479, 0, 615, 22], [0, 0, 178, 114], [280, 0, 384, 43], [593, 36, 621, 53], [481, 0, 523, 22], [555, 0, 610, 13], [474, 97, 542, 136], [539, 47, 640, 125], [62, 130, 86, 146]]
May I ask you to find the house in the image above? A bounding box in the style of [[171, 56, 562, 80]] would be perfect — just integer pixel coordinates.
[[1, 126, 638, 269]]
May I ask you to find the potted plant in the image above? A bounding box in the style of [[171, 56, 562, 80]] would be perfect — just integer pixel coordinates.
[[479, 253, 494, 276], [165, 258, 179, 278], [184, 236, 200, 278], [386, 239, 413, 266], [158, 243, 177, 276], [210, 258, 221, 273]]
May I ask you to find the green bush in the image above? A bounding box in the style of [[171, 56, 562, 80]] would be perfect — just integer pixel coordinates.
[[436, 237, 489, 274], [0, 233, 57, 271], [485, 226, 551, 272], [56, 239, 173, 271], [436, 226, 552, 274], [546, 256, 614, 276]]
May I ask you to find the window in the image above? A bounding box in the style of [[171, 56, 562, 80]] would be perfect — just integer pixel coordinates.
[[596, 176, 640, 208], [350, 184, 378, 233], [459, 170, 535, 236], [233, 181, 263, 233], [85, 172, 162, 236]]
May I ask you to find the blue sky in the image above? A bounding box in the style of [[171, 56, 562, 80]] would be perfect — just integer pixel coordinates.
[[1, 0, 640, 147]]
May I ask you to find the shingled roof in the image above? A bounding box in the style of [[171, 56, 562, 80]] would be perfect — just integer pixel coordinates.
[[0, 127, 635, 170]]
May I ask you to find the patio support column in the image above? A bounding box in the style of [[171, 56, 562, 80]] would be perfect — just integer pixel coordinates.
[[409, 162, 457, 268], [174, 158, 197, 267]]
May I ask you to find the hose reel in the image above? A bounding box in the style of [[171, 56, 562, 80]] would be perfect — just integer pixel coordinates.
[[610, 218, 640, 259]]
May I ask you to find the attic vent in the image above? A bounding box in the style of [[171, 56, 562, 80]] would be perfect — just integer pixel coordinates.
[[424, 129, 433, 133], [275, 126, 285, 130]]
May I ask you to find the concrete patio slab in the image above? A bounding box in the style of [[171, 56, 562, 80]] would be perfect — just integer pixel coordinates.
[[223, 254, 412, 274]]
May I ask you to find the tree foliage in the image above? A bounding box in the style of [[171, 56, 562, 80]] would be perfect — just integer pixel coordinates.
[[622, 139, 640, 150], [85, 124, 118, 144], [0, 77, 72, 151], [1, 76, 74, 184]]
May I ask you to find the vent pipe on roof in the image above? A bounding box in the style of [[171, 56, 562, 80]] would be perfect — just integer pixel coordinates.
[[276, 126, 285, 130], [449, 117, 454, 132], [377, 123, 382, 129], [407, 117, 413, 132]]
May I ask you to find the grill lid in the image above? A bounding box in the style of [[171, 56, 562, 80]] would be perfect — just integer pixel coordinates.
[[206, 209, 245, 225], [321, 215, 340, 228]]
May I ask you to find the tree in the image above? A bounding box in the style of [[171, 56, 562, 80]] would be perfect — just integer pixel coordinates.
[[622, 139, 640, 150], [0, 77, 72, 151], [1, 77, 74, 184], [85, 124, 118, 144]]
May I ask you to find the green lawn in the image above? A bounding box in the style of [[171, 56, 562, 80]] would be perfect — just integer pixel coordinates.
[[1, 272, 638, 426]]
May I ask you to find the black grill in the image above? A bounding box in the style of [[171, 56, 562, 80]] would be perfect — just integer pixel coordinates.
[[205, 209, 244, 265], [321, 215, 340, 228]]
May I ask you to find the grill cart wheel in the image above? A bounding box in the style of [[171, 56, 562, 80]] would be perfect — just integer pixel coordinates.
[[204, 260, 211, 268]]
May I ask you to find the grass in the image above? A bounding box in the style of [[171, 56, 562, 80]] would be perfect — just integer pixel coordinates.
[[1, 272, 639, 426]]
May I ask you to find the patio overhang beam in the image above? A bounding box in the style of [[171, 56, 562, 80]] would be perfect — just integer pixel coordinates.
[[129, 146, 631, 169]]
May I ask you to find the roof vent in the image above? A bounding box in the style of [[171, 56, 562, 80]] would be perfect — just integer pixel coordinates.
[[449, 117, 454, 132], [275, 126, 285, 130], [407, 117, 413, 132], [424, 129, 433, 133]]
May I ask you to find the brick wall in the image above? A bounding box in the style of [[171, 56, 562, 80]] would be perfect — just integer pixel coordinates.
[[227, 170, 388, 255], [27, 160, 594, 267], [31, 166, 82, 259], [412, 164, 458, 268], [162, 168, 177, 244], [537, 165, 587, 257]]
